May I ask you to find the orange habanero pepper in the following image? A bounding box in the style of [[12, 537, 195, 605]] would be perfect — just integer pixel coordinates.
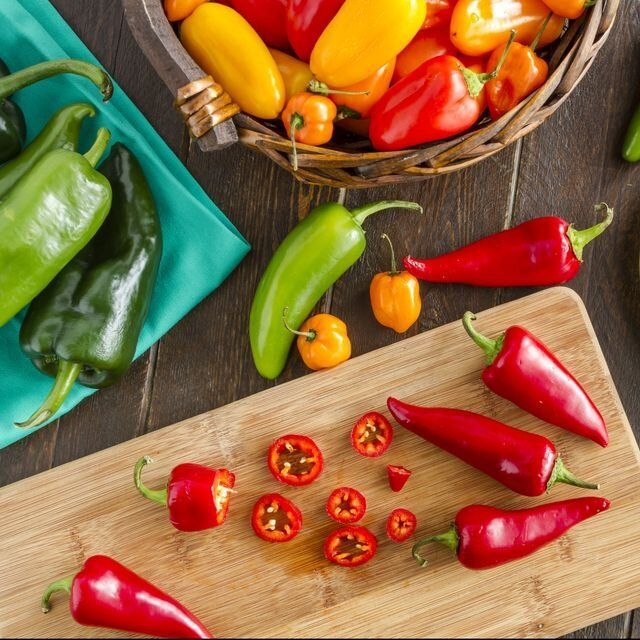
[[450, 0, 565, 56], [370, 234, 421, 333], [164, 0, 208, 22], [541, 0, 592, 18], [284, 311, 352, 371]]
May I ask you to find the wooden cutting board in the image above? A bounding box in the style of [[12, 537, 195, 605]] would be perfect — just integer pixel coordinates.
[[2, 287, 640, 639]]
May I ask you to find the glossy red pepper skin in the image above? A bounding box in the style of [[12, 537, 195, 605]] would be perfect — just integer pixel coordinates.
[[404, 204, 614, 286], [287, 0, 345, 62], [387, 398, 599, 495], [387, 464, 412, 492], [463, 314, 609, 447], [231, 0, 289, 49], [41, 555, 212, 638], [413, 498, 610, 569]]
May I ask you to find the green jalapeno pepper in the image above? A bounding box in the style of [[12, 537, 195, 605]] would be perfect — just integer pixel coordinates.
[[622, 103, 640, 163], [0, 59, 27, 164], [249, 199, 422, 379]]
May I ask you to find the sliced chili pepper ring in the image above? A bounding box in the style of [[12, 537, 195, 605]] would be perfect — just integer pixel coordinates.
[[268, 434, 324, 486], [351, 412, 393, 457], [251, 493, 303, 543], [387, 464, 412, 492], [326, 487, 367, 524], [324, 525, 378, 567], [386, 508, 417, 542]]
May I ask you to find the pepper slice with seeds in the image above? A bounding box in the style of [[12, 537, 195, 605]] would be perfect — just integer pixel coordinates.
[[326, 487, 367, 524], [324, 525, 378, 567], [251, 493, 303, 542], [267, 434, 324, 486], [386, 508, 417, 542], [351, 412, 393, 458]]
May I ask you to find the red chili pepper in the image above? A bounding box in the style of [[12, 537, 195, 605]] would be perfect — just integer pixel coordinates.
[[287, 0, 345, 62], [462, 313, 609, 446], [231, 0, 289, 49], [387, 464, 412, 492], [351, 411, 393, 457], [133, 456, 236, 532], [268, 434, 324, 486], [387, 398, 599, 495], [326, 486, 367, 523], [387, 508, 417, 542], [324, 525, 378, 567], [251, 493, 303, 542], [412, 497, 610, 569], [404, 203, 614, 286], [41, 555, 213, 638]]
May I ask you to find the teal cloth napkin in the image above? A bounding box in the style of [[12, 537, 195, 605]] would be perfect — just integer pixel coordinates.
[[0, 0, 250, 448]]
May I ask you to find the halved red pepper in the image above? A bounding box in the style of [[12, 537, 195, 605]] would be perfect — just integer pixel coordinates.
[[267, 434, 324, 486], [251, 493, 303, 542], [287, 0, 345, 62], [231, 0, 289, 49], [324, 525, 378, 567], [326, 486, 367, 523], [134, 456, 236, 532], [387, 508, 417, 542], [351, 412, 393, 457], [387, 464, 412, 492]]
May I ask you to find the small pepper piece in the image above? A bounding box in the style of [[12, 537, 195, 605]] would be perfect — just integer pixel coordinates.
[[41, 555, 213, 638], [387, 464, 412, 492], [134, 456, 236, 531], [351, 412, 393, 458], [268, 434, 324, 486], [387, 508, 417, 542], [326, 487, 367, 524], [412, 497, 610, 569], [324, 525, 378, 567], [252, 493, 303, 542], [462, 313, 609, 446]]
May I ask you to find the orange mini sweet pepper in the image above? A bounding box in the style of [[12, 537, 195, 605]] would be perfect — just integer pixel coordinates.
[[370, 234, 421, 333], [164, 0, 207, 22], [540, 0, 592, 18]]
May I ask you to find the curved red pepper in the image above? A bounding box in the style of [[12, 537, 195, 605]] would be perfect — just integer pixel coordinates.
[[41, 555, 213, 638], [251, 493, 303, 542], [463, 314, 609, 446], [387, 508, 417, 542], [412, 497, 610, 569], [351, 411, 393, 457], [387, 464, 412, 492], [268, 434, 324, 486], [387, 398, 599, 495], [326, 486, 367, 523], [231, 0, 289, 49], [404, 203, 614, 286], [287, 0, 345, 62], [324, 525, 378, 567]]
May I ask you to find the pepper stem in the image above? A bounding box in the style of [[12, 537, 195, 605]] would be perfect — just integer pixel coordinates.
[[566, 203, 614, 261], [41, 575, 73, 613], [350, 200, 423, 227], [530, 12, 553, 52], [462, 30, 516, 98], [0, 59, 113, 102], [15, 360, 82, 429], [381, 233, 400, 275], [412, 524, 459, 568], [134, 456, 168, 506], [282, 307, 316, 342], [462, 312, 504, 365], [83, 127, 111, 167], [548, 456, 600, 492], [289, 112, 304, 172], [308, 79, 370, 96]]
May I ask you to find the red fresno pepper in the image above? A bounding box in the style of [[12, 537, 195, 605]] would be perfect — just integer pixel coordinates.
[[326, 486, 367, 523], [387, 398, 599, 496], [463, 313, 609, 446], [351, 411, 393, 457], [324, 525, 378, 567], [268, 434, 324, 486], [287, 0, 345, 62], [412, 497, 610, 569], [134, 456, 236, 532], [252, 493, 303, 542], [41, 555, 212, 638], [231, 0, 289, 49], [387, 464, 412, 492], [387, 508, 417, 542], [404, 203, 614, 286]]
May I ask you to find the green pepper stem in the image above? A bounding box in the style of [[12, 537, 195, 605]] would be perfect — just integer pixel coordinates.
[[463, 30, 516, 98], [462, 312, 504, 365], [133, 456, 168, 506], [289, 112, 304, 172], [412, 524, 459, 568], [282, 307, 316, 342], [41, 575, 73, 613], [0, 59, 113, 102], [548, 456, 600, 492], [83, 127, 111, 167], [15, 361, 82, 429], [335, 105, 362, 121], [351, 200, 423, 227], [308, 79, 369, 96], [381, 233, 400, 275], [530, 12, 553, 52], [566, 203, 614, 261]]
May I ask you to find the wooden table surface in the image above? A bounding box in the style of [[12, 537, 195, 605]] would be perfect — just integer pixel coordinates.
[[1, 1, 638, 637]]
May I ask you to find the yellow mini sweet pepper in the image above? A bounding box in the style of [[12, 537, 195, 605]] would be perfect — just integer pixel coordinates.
[[270, 49, 314, 103]]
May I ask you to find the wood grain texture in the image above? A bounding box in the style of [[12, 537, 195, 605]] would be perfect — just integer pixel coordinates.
[[0, 288, 639, 639]]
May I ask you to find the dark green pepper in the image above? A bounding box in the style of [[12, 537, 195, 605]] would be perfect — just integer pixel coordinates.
[[622, 103, 640, 163], [249, 200, 422, 379], [0, 59, 27, 164], [0, 128, 112, 329], [17, 143, 163, 429]]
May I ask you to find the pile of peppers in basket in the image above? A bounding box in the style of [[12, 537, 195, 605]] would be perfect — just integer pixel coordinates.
[[168, 0, 583, 159]]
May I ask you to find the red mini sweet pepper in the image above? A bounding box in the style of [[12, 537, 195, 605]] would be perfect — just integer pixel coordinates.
[[412, 497, 610, 569], [287, 0, 345, 62], [404, 203, 614, 286], [41, 555, 213, 638], [134, 456, 236, 531], [387, 398, 599, 496], [231, 0, 289, 49], [463, 313, 609, 446]]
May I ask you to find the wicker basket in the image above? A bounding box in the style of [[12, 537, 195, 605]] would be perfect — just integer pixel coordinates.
[[122, 0, 619, 189]]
